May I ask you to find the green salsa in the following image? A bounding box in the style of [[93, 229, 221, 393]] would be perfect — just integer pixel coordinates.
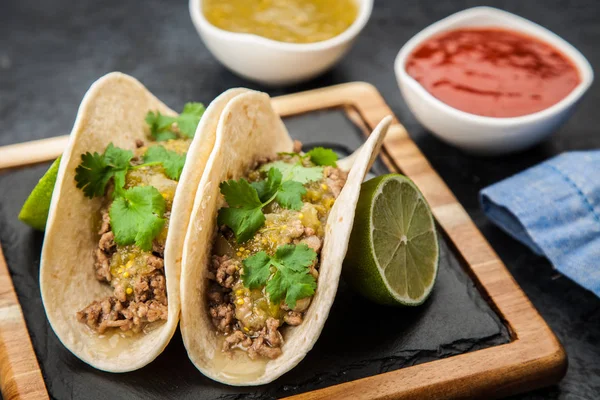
[[203, 0, 359, 44]]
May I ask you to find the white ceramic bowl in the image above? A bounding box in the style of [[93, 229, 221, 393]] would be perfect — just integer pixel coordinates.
[[394, 7, 594, 155], [190, 0, 373, 86]]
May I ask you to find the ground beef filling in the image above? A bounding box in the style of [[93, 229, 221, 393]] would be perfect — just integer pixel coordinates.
[[208, 150, 347, 360], [76, 208, 168, 334]]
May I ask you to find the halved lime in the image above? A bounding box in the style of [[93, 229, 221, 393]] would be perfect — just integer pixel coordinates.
[[343, 174, 439, 306], [18, 157, 61, 231]]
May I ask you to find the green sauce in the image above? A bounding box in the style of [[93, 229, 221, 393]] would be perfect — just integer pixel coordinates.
[[203, 0, 358, 44]]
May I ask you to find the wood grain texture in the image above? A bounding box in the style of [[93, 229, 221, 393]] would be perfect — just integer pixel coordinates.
[[0, 246, 48, 400], [0, 83, 566, 400]]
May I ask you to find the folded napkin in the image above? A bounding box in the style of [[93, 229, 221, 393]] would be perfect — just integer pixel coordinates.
[[480, 151, 600, 297]]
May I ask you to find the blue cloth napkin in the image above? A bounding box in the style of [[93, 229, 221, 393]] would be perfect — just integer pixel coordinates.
[[480, 151, 600, 297]]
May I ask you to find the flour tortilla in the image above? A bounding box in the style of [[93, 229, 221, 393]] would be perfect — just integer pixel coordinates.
[[180, 90, 392, 385], [40, 72, 249, 372]]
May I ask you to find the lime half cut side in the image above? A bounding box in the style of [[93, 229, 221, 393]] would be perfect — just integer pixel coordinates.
[[343, 174, 439, 306]]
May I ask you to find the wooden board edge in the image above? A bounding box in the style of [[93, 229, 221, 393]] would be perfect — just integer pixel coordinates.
[[0, 245, 49, 400], [0, 136, 69, 171]]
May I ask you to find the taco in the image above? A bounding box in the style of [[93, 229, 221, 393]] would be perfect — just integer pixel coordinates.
[[180, 90, 391, 385], [40, 72, 249, 372]]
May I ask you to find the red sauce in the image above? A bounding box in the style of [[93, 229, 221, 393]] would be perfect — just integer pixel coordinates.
[[405, 28, 580, 117]]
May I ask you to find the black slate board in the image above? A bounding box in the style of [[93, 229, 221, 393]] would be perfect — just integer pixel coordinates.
[[0, 109, 509, 399]]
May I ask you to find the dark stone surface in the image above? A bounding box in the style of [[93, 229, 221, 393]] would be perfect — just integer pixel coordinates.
[[1, 0, 599, 398]]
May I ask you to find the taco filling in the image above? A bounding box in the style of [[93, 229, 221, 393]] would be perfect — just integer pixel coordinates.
[[207, 142, 347, 359], [75, 103, 204, 334]]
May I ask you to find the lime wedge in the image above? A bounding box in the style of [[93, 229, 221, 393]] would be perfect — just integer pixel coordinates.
[[343, 174, 439, 306], [18, 157, 61, 231]]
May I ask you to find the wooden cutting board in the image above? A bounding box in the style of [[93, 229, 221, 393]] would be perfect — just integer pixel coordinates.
[[0, 82, 566, 400]]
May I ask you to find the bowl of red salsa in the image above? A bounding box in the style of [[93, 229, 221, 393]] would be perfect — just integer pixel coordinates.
[[394, 7, 593, 155]]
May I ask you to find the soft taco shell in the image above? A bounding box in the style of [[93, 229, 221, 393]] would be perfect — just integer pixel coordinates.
[[40, 71, 249, 372], [179, 90, 391, 385]]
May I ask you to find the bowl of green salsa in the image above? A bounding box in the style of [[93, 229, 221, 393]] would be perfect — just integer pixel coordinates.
[[190, 0, 373, 85]]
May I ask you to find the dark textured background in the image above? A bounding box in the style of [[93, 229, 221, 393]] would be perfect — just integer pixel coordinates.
[[1, 0, 599, 399]]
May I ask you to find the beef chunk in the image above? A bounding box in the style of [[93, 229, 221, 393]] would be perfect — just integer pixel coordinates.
[[284, 311, 303, 326], [94, 248, 112, 282], [207, 283, 227, 305], [211, 255, 239, 289], [99, 209, 111, 235], [210, 303, 235, 334], [98, 231, 115, 252], [324, 166, 348, 198], [222, 330, 253, 354], [78, 266, 168, 334], [248, 336, 283, 360], [300, 235, 322, 252]]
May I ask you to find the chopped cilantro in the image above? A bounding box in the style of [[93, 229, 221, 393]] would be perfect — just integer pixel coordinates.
[[306, 147, 338, 167], [242, 244, 317, 309], [109, 186, 166, 251], [217, 167, 306, 243], [143, 145, 187, 181], [146, 102, 205, 141]]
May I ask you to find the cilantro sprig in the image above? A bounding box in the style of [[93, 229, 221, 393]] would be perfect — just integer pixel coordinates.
[[242, 244, 317, 309], [261, 147, 338, 185], [75, 143, 187, 250], [75, 144, 133, 198], [109, 186, 166, 251], [146, 102, 205, 141], [217, 167, 306, 243]]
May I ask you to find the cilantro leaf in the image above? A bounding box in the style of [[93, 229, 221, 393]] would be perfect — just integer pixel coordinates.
[[251, 167, 282, 202], [243, 244, 317, 309], [266, 270, 286, 305], [75, 151, 111, 198], [241, 251, 271, 289], [218, 178, 265, 242], [104, 144, 133, 191], [220, 178, 262, 209], [275, 244, 317, 272], [275, 180, 305, 210], [284, 272, 317, 309], [306, 147, 338, 167], [143, 145, 187, 181], [261, 161, 323, 184], [145, 111, 178, 141], [74, 143, 133, 198], [145, 102, 205, 140], [109, 186, 166, 251], [217, 207, 265, 244], [176, 102, 205, 138]]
